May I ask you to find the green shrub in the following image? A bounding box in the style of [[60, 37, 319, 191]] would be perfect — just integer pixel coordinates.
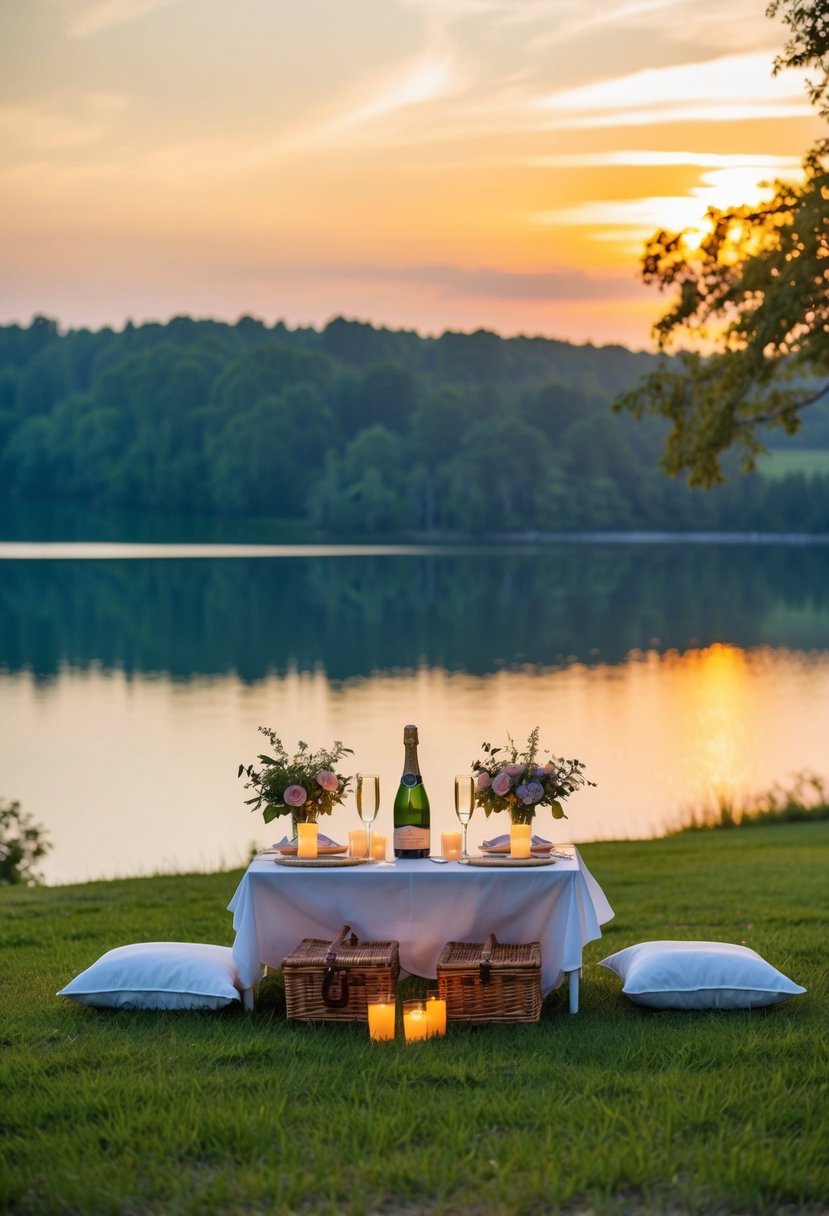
[[0, 798, 51, 885]]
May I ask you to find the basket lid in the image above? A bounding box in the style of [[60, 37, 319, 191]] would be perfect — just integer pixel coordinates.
[[283, 937, 400, 968], [437, 939, 541, 970]]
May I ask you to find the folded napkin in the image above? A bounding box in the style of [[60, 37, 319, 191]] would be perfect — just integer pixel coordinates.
[[482, 833, 552, 848], [273, 834, 341, 847]]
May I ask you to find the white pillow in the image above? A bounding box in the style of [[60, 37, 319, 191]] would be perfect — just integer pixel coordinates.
[[57, 942, 242, 1011], [598, 940, 806, 1010]]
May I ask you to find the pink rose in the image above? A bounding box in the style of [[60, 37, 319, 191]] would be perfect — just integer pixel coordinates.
[[492, 771, 513, 797], [315, 770, 338, 792], [283, 784, 307, 806], [476, 772, 491, 791], [505, 763, 525, 777]]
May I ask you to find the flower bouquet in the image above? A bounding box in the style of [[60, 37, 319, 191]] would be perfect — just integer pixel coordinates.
[[238, 728, 353, 826], [472, 727, 595, 826]]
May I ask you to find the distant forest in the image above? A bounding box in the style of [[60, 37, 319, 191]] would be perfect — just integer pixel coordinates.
[[2, 314, 829, 535]]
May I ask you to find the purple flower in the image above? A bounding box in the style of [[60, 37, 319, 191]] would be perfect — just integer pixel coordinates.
[[492, 771, 513, 797], [315, 770, 338, 792], [476, 772, 491, 791], [505, 763, 525, 777], [284, 784, 308, 806], [516, 781, 544, 805]]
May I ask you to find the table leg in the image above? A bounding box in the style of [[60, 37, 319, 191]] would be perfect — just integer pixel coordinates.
[[239, 962, 269, 1011], [567, 968, 580, 1014]]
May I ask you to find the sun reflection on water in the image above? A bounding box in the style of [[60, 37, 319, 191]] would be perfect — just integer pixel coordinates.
[[3, 641, 827, 884]]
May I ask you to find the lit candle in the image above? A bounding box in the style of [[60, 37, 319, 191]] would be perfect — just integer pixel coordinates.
[[510, 823, 532, 859], [403, 1000, 429, 1042], [441, 831, 462, 861], [370, 832, 387, 861], [426, 994, 447, 1036], [367, 1000, 396, 1041], [349, 828, 368, 857], [297, 822, 318, 858]]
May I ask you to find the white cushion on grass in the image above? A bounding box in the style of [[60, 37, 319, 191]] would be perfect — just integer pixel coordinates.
[[598, 940, 806, 1010], [57, 942, 242, 1010]]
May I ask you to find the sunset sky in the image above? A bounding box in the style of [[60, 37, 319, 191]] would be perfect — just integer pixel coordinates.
[[1, 0, 823, 349]]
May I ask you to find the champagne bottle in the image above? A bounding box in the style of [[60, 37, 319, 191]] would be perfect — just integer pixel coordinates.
[[393, 724, 431, 858]]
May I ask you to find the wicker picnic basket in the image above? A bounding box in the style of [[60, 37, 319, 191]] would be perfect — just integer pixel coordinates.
[[436, 933, 543, 1023], [282, 924, 400, 1022]]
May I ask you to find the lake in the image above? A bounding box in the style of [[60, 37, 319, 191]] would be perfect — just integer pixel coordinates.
[[1, 536, 828, 885]]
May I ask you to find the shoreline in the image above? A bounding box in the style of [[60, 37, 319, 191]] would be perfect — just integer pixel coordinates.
[[2, 530, 829, 560]]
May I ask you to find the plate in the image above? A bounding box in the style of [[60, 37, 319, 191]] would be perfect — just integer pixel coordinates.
[[466, 855, 556, 868], [276, 843, 348, 856], [274, 856, 368, 868]]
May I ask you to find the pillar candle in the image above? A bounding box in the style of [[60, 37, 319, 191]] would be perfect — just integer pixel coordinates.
[[510, 823, 532, 859], [426, 995, 447, 1036], [403, 1002, 429, 1042], [297, 822, 318, 858], [349, 828, 368, 857], [367, 1000, 396, 1041], [441, 831, 462, 861], [370, 833, 387, 861]]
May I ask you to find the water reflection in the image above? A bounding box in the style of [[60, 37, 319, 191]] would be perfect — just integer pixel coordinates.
[[3, 644, 828, 886], [2, 541, 828, 885], [2, 542, 829, 682]]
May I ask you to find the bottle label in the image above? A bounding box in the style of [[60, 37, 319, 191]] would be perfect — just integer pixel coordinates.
[[393, 825, 430, 850], [401, 773, 419, 788]]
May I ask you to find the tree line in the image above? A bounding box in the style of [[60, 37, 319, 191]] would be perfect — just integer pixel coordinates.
[[1, 315, 828, 535]]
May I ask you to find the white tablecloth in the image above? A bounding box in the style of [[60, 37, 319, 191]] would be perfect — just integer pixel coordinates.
[[228, 849, 613, 1004]]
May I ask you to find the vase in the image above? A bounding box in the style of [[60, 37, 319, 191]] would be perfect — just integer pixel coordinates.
[[289, 810, 317, 842]]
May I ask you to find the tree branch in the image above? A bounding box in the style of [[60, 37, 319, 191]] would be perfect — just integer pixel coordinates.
[[736, 380, 829, 429]]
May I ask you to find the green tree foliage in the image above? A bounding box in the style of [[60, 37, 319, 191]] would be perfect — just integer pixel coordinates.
[[1, 312, 828, 535], [335, 362, 418, 436], [456, 415, 551, 530], [208, 384, 334, 517], [616, 0, 829, 486], [769, 0, 829, 124], [313, 425, 413, 534]]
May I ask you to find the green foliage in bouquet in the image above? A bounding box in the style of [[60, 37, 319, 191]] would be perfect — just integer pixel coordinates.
[[238, 728, 353, 824], [472, 727, 595, 825]]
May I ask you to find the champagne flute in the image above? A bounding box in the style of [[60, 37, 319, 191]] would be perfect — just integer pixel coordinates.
[[454, 775, 475, 860], [356, 773, 380, 861]]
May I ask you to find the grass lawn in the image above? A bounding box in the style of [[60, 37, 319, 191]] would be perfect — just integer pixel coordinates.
[[1, 824, 827, 1216]]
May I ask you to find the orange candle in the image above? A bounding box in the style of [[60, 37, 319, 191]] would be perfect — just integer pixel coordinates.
[[510, 823, 531, 859], [349, 828, 368, 857], [297, 822, 318, 858], [441, 831, 462, 861], [426, 994, 447, 1036], [367, 1000, 396, 1041], [403, 1000, 429, 1042], [370, 833, 387, 861]]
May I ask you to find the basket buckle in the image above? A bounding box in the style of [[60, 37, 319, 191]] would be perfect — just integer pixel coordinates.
[[321, 966, 350, 1008], [321, 924, 354, 1008], [479, 932, 496, 985]]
